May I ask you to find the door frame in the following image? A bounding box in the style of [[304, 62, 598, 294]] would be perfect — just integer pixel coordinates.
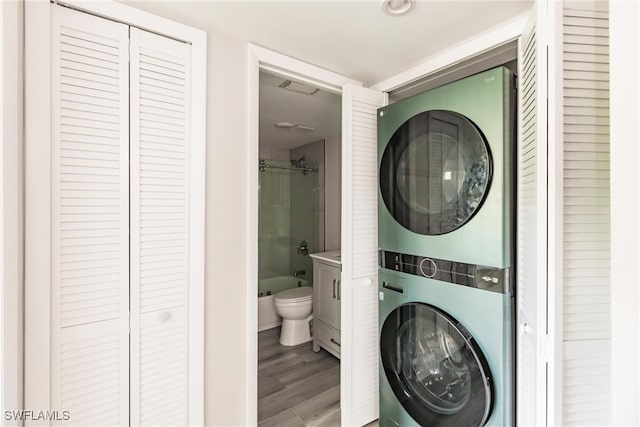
[[369, 9, 547, 427], [1, 0, 24, 418], [24, 1, 206, 423], [246, 44, 361, 424]]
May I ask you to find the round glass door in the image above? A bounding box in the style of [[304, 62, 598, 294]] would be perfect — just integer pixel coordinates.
[[380, 303, 493, 426], [380, 110, 492, 235]]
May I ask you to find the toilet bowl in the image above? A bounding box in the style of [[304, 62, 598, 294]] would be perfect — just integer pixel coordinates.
[[273, 286, 313, 346]]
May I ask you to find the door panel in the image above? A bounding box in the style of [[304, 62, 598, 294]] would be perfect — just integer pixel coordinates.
[[129, 27, 192, 426], [379, 110, 492, 236], [51, 7, 130, 425], [316, 263, 340, 330], [517, 5, 549, 426], [341, 84, 387, 426], [380, 303, 493, 426]]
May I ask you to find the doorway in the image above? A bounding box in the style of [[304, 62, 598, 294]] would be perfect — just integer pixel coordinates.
[[256, 70, 342, 425], [247, 45, 384, 427]]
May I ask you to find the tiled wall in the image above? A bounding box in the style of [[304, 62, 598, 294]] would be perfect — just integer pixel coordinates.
[[259, 160, 292, 280], [259, 139, 337, 284], [324, 135, 341, 251], [290, 140, 324, 282]]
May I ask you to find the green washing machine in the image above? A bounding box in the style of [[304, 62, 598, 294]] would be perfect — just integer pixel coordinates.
[[377, 67, 515, 426]]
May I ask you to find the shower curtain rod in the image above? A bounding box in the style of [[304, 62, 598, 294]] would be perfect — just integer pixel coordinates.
[[258, 160, 318, 173]]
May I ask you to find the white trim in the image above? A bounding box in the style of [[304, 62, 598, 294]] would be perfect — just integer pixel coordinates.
[[610, 0, 640, 424], [246, 47, 260, 427], [1, 0, 4, 416], [546, 1, 564, 424], [371, 12, 528, 92], [249, 44, 362, 94], [2, 0, 24, 421], [188, 20, 207, 427], [246, 44, 363, 426], [24, 1, 52, 421], [56, 0, 202, 44]]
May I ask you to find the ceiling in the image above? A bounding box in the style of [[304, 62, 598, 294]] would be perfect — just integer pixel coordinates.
[[123, 0, 533, 149], [123, 0, 533, 86], [259, 72, 341, 148]]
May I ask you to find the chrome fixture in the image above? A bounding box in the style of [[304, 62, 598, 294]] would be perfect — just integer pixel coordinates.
[[291, 156, 308, 169], [258, 159, 318, 175], [293, 270, 306, 277], [297, 240, 309, 256]]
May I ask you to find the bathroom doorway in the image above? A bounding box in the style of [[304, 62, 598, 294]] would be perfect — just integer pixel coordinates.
[[256, 70, 343, 425]]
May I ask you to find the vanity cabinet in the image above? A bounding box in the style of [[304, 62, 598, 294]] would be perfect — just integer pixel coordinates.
[[310, 253, 342, 359]]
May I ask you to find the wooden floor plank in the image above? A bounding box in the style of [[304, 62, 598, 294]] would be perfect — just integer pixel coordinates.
[[258, 408, 305, 427], [293, 384, 340, 426], [258, 327, 341, 426]]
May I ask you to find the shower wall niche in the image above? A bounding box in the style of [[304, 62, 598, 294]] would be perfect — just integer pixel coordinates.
[[258, 140, 324, 293]]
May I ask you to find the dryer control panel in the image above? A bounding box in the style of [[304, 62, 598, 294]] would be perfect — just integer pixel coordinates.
[[379, 249, 511, 295]]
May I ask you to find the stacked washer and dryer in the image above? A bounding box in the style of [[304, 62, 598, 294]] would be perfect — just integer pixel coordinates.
[[377, 67, 516, 426]]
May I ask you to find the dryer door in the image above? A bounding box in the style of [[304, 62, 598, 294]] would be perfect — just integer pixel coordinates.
[[379, 110, 492, 235], [380, 302, 493, 426]]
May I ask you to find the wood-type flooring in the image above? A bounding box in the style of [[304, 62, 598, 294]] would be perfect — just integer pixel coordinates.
[[258, 327, 341, 426], [258, 327, 380, 427]]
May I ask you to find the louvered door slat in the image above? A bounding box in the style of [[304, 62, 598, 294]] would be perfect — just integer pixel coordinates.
[[130, 27, 191, 426], [341, 85, 386, 427], [561, 4, 611, 425], [51, 7, 129, 425], [517, 7, 548, 425]]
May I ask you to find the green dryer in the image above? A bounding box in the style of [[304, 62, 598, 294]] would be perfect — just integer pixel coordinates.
[[377, 67, 515, 426]]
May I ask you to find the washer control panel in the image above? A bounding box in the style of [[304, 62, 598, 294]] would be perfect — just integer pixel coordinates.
[[379, 249, 511, 295]]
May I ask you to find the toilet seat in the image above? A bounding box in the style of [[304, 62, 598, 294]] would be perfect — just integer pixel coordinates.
[[274, 286, 312, 303]]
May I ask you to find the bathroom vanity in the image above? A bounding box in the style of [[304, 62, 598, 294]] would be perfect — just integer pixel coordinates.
[[309, 251, 342, 359]]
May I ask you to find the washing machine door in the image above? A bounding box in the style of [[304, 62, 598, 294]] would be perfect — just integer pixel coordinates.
[[380, 302, 493, 426], [380, 110, 492, 235]]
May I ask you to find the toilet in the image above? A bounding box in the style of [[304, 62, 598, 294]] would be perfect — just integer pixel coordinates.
[[273, 286, 313, 346]]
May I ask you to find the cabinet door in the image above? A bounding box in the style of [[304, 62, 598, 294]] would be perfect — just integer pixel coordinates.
[[129, 28, 193, 426], [50, 6, 130, 425], [316, 263, 341, 330]]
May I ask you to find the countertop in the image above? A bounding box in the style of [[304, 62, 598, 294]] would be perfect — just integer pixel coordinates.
[[309, 251, 341, 266]]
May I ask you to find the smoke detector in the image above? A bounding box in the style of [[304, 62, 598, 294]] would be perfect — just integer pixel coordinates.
[[383, 0, 414, 16]]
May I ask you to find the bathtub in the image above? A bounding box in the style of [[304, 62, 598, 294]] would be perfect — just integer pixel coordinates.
[[258, 275, 310, 332]]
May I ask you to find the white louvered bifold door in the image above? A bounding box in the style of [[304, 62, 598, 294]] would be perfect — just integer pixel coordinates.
[[517, 4, 549, 426], [129, 28, 192, 426], [561, 4, 611, 425], [51, 6, 130, 426], [340, 84, 387, 427]]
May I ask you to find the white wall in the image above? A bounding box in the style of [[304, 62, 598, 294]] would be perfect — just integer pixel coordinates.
[[204, 29, 250, 426], [1, 0, 4, 418], [2, 0, 24, 423], [610, 0, 640, 424]]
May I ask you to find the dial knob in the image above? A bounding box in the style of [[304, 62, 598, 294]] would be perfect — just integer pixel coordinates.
[[419, 258, 437, 278]]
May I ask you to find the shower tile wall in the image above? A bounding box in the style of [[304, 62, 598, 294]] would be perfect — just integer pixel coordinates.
[[259, 159, 292, 280], [290, 140, 324, 282], [325, 135, 341, 252], [258, 141, 327, 285]]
